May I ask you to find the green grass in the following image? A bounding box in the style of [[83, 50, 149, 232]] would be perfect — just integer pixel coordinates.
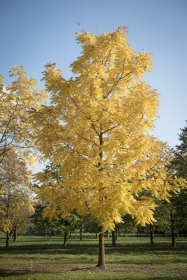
[[0, 234, 187, 279]]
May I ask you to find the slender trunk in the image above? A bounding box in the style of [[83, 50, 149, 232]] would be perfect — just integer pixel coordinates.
[[6, 231, 10, 247], [13, 226, 17, 242], [170, 208, 176, 247], [49, 229, 52, 241], [80, 229, 83, 241], [96, 226, 105, 268], [105, 230, 109, 238], [6, 197, 10, 247], [171, 227, 176, 247], [63, 230, 68, 248], [112, 231, 116, 247], [150, 224, 154, 244], [45, 227, 48, 239], [96, 127, 106, 267], [177, 231, 179, 240]]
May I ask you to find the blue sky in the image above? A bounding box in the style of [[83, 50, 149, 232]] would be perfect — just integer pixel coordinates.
[[1, 0, 187, 153]]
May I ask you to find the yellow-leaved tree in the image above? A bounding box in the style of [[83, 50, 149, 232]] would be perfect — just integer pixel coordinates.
[[0, 67, 46, 245], [0, 148, 34, 247], [32, 27, 184, 267], [0, 66, 47, 163]]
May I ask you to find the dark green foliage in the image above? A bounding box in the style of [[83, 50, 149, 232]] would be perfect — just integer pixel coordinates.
[[153, 121, 187, 245], [172, 121, 187, 178]]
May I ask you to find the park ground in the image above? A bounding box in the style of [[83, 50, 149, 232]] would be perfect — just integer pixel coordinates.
[[0, 234, 187, 279]]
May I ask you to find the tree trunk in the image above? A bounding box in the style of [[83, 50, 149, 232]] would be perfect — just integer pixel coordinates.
[[45, 227, 48, 239], [13, 226, 17, 242], [171, 228, 176, 247], [6, 231, 10, 247], [63, 230, 68, 248], [170, 208, 176, 247], [80, 229, 83, 241], [105, 230, 109, 238], [150, 224, 154, 244], [49, 228, 52, 241], [112, 231, 116, 247], [96, 226, 105, 268], [177, 231, 179, 240]]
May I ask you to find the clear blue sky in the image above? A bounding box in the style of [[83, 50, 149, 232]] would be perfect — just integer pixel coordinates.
[[1, 0, 187, 151]]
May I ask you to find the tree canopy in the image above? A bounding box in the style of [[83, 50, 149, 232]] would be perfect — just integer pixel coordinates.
[[0, 66, 47, 163], [32, 27, 183, 232], [0, 148, 34, 246]]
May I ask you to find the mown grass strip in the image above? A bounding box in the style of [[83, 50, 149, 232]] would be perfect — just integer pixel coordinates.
[[0, 234, 187, 279]]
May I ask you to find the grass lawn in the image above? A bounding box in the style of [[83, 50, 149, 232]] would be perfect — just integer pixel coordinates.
[[0, 234, 187, 279]]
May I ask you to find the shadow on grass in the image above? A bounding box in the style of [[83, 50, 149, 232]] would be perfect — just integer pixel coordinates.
[[0, 269, 187, 280], [0, 270, 37, 277], [1, 242, 187, 258], [106, 243, 187, 255]]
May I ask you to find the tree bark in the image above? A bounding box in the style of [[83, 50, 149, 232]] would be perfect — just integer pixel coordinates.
[[150, 224, 154, 244], [80, 229, 83, 241], [6, 231, 10, 247], [96, 226, 105, 268], [96, 130, 106, 267], [45, 227, 48, 239], [112, 230, 116, 247], [105, 230, 109, 238], [13, 226, 17, 242], [170, 208, 176, 247], [63, 230, 68, 248], [49, 228, 52, 241], [171, 228, 176, 247], [177, 231, 179, 240]]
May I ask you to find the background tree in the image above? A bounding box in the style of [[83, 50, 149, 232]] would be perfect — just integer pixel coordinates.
[[121, 214, 137, 237], [80, 215, 99, 238], [0, 67, 46, 163], [172, 121, 187, 179], [32, 164, 81, 244], [29, 203, 55, 239], [152, 122, 187, 246], [153, 191, 187, 247], [169, 122, 187, 244], [32, 27, 184, 267], [0, 148, 33, 246], [59, 213, 80, 248], [0, 68, 45, 243]]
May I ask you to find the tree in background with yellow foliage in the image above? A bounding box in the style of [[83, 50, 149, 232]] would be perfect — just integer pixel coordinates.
[[0, 67, 46, 246], [32, 27, 185, 267], [0, 148, 34, 247], [0, 66, 47, 163]]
